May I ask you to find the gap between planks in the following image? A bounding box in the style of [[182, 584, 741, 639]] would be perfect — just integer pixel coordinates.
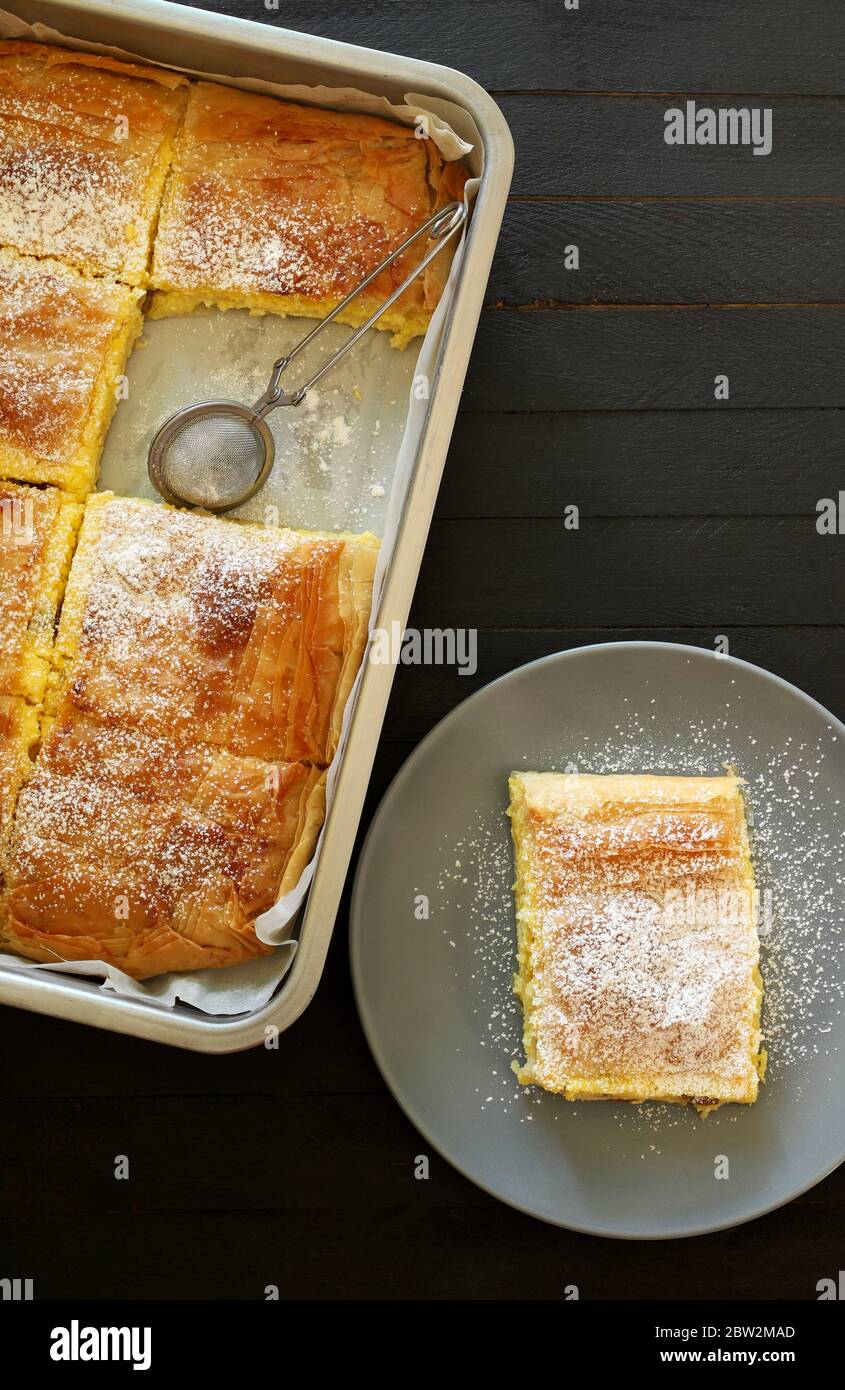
[[489, 88, 845, 100], [482, 300, 845, 312]]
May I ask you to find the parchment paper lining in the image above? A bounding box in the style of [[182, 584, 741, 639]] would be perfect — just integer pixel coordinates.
[[0, 7, 482, 1014]]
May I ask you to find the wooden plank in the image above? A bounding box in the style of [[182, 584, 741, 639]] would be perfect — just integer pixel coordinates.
[[3, 1191, 842, 1299], [194, 1, 845, 95], [0, 1093, 475, 1219], [463, 307, 845, 411], [381, 628, 845, 742], [441, 411, 845, 517], [0, 939, 380, 1101], [502, 95, 845, 198], [490, 201, 845, 306], [411, 517, 845, 626], [2, 1092, 842, 1228]]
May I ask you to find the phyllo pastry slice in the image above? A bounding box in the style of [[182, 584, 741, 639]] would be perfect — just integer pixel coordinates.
[[0, 249, 143, 493], [509, 771, 764, 1112], [0, 39, 189, 285], [150, 80, 468, 347], [0, 482, 81, 704], [4, 713, 326, 979], [49, 493, 379, 766], [0, 694, 38, 888]]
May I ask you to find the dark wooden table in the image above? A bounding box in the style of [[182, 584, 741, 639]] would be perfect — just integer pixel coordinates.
[[3, 1, 844, 1301]]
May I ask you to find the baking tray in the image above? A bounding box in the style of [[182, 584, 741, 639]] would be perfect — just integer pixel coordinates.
[[0, 0, 514, 1048]]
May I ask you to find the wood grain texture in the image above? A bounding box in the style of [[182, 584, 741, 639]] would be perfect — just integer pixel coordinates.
[[503, 95, 845, 197], [441, 411, 845, 516], [4, 1093, 845, 1232], [3, 0, 842, 1304], [1, 1193, 841, 1299], [381, 629, 845, 742], [491, 201, 845, 305], [184, 0, 845, 95], [412, 518, 842, 626], [464, 307, 845, 410]]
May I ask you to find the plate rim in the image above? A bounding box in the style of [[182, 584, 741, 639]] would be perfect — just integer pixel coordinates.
[[350, 639, 845, 1239]]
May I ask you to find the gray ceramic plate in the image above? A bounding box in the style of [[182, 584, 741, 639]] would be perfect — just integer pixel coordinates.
[[351, 642, 845, 1238]]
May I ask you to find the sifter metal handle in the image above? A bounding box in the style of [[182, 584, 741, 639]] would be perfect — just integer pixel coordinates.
[[252, 200, 467, 415]]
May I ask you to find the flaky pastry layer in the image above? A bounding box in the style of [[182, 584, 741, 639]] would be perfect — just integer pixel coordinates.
[[151, 81, 468, 346], [0, 248, 143, 493], [509, 772, 764, 1113], [0, 39, 188, 284], [48, 493, 379, 767], [4, 713, 326, 978], [1, 487, 378, 979], [0, 482, 81, 703], [0, 695, 38, 879]]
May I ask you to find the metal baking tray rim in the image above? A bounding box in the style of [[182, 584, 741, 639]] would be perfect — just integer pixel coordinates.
[[0, 0, 514, 1049]]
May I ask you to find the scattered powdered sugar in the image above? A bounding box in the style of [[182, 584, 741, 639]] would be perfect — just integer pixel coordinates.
[[0, 248, 136, 460], [436, 817, 530, 1115], [99, 311, 401, 533], [0, 52, 187, 278], [152, 78, 433, 306], [434, 687, 845, 1132], [0, 139, 137, 276], [287, 389, 355, 470]]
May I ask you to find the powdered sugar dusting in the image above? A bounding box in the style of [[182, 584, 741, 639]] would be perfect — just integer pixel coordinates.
[[98, 311, 403, 532], [60, 494, 362, 766], [0, 247, 138, 461], [0, 138, 137, 274], [0, 46, 187, 278], [152, 81, 435, 310], [435, 679, 845, 1131], [0, 481, 55, 690]]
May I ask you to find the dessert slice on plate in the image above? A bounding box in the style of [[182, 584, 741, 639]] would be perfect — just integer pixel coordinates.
[[509, 771, 765, 1112]]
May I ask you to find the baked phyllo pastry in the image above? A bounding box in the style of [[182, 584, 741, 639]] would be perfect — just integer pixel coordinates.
[[0, 482, 81, 703], [0, 40, 188, 285], [150, 81, 468, 347], [4, 713, 325, 978], [509, 772, 764, 1113], [48, 493, 379, 766], [0, 249, 143, 493], [0, 695, 38, 883]]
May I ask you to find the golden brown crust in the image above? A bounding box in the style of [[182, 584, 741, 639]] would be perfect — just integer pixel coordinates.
[[0, 695, 38, 880], [151, 80, 468, 344], [0, 39, 189, 284], [0, 494, 377, 978], [4, 713, 326, 978], [0, 482, 81, 703], [49, 493, 378, 767], [509, 772, 764, 1110], [0, 248, 143, 493], [0, 39, 188, 89], [0, 39, 463, 980]]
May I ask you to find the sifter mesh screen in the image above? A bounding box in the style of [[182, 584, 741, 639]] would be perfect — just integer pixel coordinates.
[[150, 410, 270, 510]]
